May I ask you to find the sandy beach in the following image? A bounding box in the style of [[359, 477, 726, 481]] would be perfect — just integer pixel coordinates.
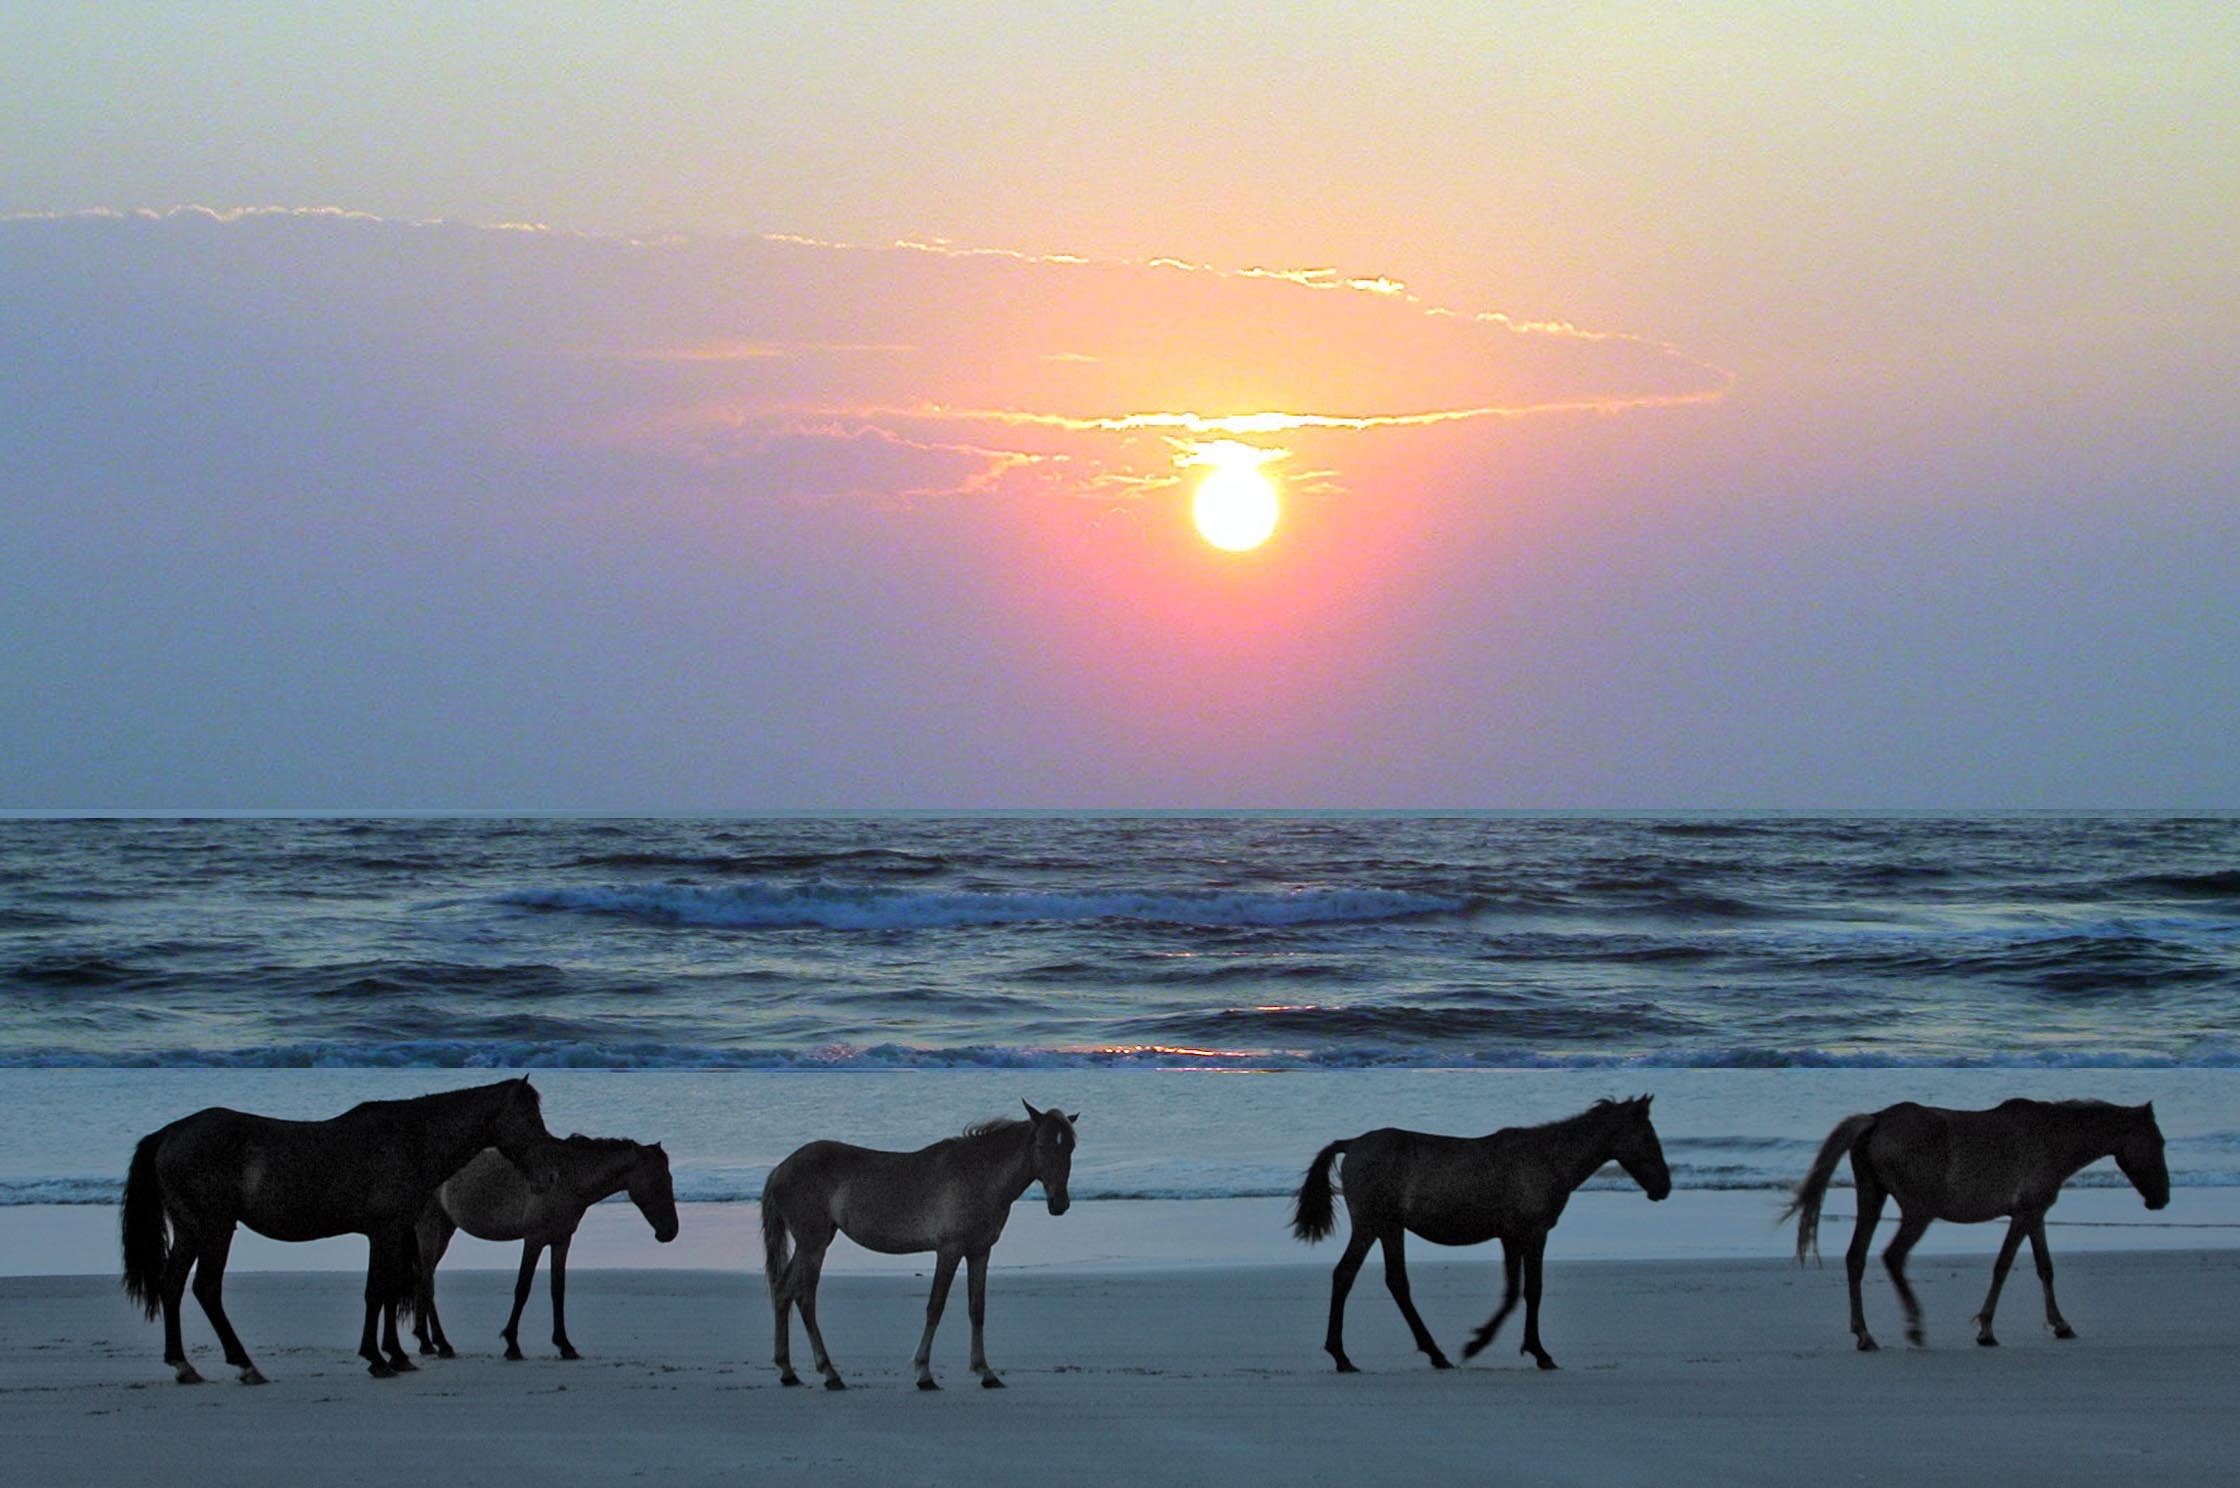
[[8, 1214, 2234, 1488]]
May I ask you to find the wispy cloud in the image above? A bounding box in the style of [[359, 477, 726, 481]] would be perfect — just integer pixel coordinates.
[[3, 207, 1730, 509]]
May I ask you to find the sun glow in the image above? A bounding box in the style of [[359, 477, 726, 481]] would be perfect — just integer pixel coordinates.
[[1188, 441, 1282, 551]]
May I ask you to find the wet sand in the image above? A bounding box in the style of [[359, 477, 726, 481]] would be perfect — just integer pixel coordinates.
[[7, 1244, 2234, 1488]]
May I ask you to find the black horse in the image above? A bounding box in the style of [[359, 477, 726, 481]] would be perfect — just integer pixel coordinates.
[[1293, 1096, 1670, 1372], [1784, 1098, 2169, 1350], [121, 1077, 555, 1382]]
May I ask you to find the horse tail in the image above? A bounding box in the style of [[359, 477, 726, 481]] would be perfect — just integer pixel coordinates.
[[1290, 1139, 1349, 1243], [760, 1177, 794, 1300], [120, 1129, 171, 1320], [1779, 1112, 1879, 1262], [381, 1218, 421, 1310]]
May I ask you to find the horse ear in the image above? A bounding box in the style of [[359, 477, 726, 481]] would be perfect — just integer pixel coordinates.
[[1638, 1093, 1654, 1109], [1068, 1111, 1081, 1125], [1022, 1099, 1044, 1121]]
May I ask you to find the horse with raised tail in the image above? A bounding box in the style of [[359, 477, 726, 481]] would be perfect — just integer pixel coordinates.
[[1293, 1095, 1670, 1372], [1784, 1097, 2168, 1350]]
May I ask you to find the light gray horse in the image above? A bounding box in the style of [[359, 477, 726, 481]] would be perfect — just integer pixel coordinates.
[[1292, 1096, 1670, 1373], [1784, 1098, 2168, 1350], [411, 1134, 678, 1360], [761, 1102, 1077, 1390]]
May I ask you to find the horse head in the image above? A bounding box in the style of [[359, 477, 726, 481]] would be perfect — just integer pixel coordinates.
[[1611, 1094, 1672, 1201], [2116, 1103, 2170, 1211], [628, 1141, 681, 1243], [1022, 1101, 1079, 1216]]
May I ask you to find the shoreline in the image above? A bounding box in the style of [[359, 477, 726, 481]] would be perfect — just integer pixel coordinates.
[[11, 1249, 2237, 1487], [11, 1187, 2236, 1280]]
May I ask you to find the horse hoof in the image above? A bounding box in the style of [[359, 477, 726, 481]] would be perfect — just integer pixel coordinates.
[[368, 1361, 396, 1379], [1856, 1337, 1879, 1352], [779, 1373, 804, 1388], [1429, 1355, 1454, 1370], [1907, 1331, 1925, 1348], [503, 1348, 525, 1362], [437, 1345, 456, 1360], [172, 1364, 206, 1385], [918, 1378, 940, 1391], [2053, 1325, 2077, 1340], [1533, 1358, 1560, 1372], [239, 1367, 269, 1386], [980, 1375, 1006, 1390], [386, 1355, 417, 1373], [824, 1377, 848, 1392], [1333, 1360, 1360, 1375], [557, 1348, 581, 1362], [1976, 1335, 1999, 1348]]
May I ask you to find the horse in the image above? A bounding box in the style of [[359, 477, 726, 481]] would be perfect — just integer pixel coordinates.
[[410, 1134, 679, 1361], [1292, 1095, 1670, 1373], [119, 1076, 555, 1383], [1783, 1097, 2169, 1351], [761, 1101, 1077, 1390]]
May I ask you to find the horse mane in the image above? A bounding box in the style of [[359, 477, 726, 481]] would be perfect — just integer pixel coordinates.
[[1998, 1097, 2131, 1117], [561, 1132, 640, 1153], [961, 1116, 1029, 1140]]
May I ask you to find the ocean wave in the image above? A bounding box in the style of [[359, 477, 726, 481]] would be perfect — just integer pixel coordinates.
[[6, 953, 146, 987], [500, 882, 1466, 932], [2115, 868, 2240, 901], [6, 1040, 2237, 1072], [1131, 1000, 1698, 1044], [570, 847, 948, 877]]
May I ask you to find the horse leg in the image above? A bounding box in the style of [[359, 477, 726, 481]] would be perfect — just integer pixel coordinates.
[[1517, 1230, 1558, 1371], [1378, 1231, 1453, 1369], [912, 1251, 962, 1389], [1845, 1171, 1889, 1351], [379, 1226, 418, 1372], [548, 1233, 579, 1359], [159, 1223, 204, 1384], [182, 1223, 267, 1385], [360, 1237, 398, 1378], [414, 1211, 457, 1357], [1323, 1227, 1374, 1372], [1882, 1208, 1933, 1347], [1463, 1240, 1523, 1360], [966, 1249, 1003, 1389], [1973, 1215, 2028, 1346], [792, 1238, 846, 1389], [2027, 1215, 2075, 1339], [770, 1245, 802, 1387], [502, 1239, 545, 1360]]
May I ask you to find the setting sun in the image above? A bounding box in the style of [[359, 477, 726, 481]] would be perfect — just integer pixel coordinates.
[[1189, 441, 1281, 552]]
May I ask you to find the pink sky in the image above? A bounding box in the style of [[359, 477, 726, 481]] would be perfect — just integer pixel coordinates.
[[5, 7, 2236, 808]]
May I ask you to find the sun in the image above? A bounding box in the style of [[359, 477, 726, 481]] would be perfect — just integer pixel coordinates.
[[1189, 441, 1281, 552]]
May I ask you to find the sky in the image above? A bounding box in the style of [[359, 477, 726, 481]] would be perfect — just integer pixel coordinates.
[[4, 3, 2237, 810]]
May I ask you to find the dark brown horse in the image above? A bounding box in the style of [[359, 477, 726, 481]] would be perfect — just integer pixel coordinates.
[[1784, 1097, 2169, 1350], [411, 1134, 678, 1360], [120, 1077, 554, 1383], [762, 1102, 1077, 1390], [1292, 1096, 1670, 1372]]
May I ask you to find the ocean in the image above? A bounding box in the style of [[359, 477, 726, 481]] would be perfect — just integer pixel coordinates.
[[3, 813, 2237, 1216]]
